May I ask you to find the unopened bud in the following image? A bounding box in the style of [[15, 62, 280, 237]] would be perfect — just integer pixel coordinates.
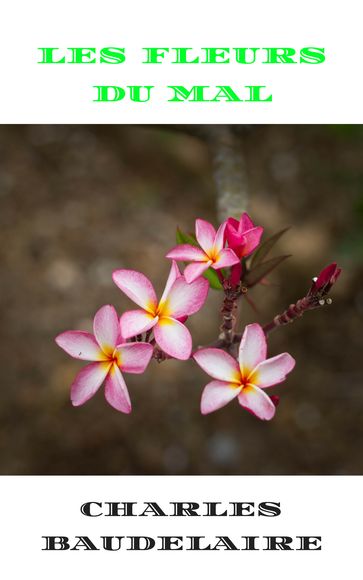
[[319, 299, 325, 306], [326, 297, 333, 305]]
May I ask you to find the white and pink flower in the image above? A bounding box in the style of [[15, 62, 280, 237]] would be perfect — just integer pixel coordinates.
[[55, 304, 153, 413], [166, 218, 240, 284], [113, 261, 209, 361], [193, 323, 295, 420]]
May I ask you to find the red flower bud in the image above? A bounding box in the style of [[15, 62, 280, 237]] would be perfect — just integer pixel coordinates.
[[308, 262, 341, 302]]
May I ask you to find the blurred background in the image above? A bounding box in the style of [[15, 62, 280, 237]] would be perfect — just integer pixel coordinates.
[[0, 124, 362, 475]]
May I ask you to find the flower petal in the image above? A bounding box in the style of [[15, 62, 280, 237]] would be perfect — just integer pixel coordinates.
[[240, 226, 264, 256], [154, 317, 192, 360], [251, 353, 295, 388], [159, 261, 182, 306], [193, 348, 241, 383], [166, 244, 207, 262], [270, 395, 280, 407], [226, 213, 263, 257], [112, 269, 157, 312], [212, 248, 240, 269], [238, 384, 276, 420], [93, 304, 119, 354], [71, 362, 111, 406], [120, 310, 158, 339], [225, 224, 243, 249], [162, 275, 209, 318], [184, 261, 212, 284], [227, 216, 240, 230], [176, 315, 188, 323], [201, 380, 241, 415], [315, 262, 341, 291], [238, 323, 267, 377], [195, 219, 216, 254], [240, 212, 255, 233], [116, 342, 153, 374], [104, 364, 131, 413], [315, 262, 337, 289], [213, 221, 227, 253], [55, 331, 106, 361]]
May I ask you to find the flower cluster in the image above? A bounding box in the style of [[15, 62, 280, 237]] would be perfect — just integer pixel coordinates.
[[166, 216, 262, 284], [56, 213, 341, 420]]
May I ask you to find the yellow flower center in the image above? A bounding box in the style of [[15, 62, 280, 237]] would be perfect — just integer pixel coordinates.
[[238, 367, 259, 389], [102, 346, 121, 367], [206, 248, 218, 262]]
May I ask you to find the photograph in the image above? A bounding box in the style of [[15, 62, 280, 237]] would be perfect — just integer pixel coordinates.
[[0, 123, 362, 475]]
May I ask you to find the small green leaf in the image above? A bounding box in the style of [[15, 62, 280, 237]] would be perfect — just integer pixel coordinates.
[[176, 227, 197, 246], [203, 268, 223, 290], [250, 227, 290, 268], [176, 227, 184, 245], [245, 255, 291, 287]]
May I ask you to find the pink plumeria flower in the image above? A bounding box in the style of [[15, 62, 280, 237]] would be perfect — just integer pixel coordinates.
[[226, 213, 264, 286], [166, 218, 240, 284], [193, 323, 295, 420], [112, 261, 209, 361], [55, 305, 153, 413], [226, 213, 263, 259]]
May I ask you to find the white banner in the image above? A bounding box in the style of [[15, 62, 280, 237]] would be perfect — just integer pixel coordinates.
[[0, 476, 360, 579], [0, 0, 362, 123]]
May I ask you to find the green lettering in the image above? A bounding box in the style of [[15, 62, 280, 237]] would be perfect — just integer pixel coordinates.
[[69, 48, 96, 64], [300, 47, 325, 64], [202, 47, 230, 63], [143, 48, 169, 63], [100, 47, 126, 64], [245, 86, 272, 102], [167, 86, 209, 102], [210, 86, 243, 102], [263, 47, 297, 64], [37, 48, 65, 64], [234, 48, 260, 64], [93, 86, 125, 102], [128, 86, 154, 102], [171, 48, 199, 63]]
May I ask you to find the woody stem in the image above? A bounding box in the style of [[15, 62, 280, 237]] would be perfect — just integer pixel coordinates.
[[220, 286, 240, 345], [262, 296, 316, 336]]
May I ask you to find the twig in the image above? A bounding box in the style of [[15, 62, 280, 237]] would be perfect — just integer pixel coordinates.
[[220, 293, 238, 345], [263, 296, 333, 336]]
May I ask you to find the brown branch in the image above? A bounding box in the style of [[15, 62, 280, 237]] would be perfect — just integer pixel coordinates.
[[263, 296, 333, 336], [220, 295, 238, 345], [219, 282, 244, 345], [205, 125, 249, 222]]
